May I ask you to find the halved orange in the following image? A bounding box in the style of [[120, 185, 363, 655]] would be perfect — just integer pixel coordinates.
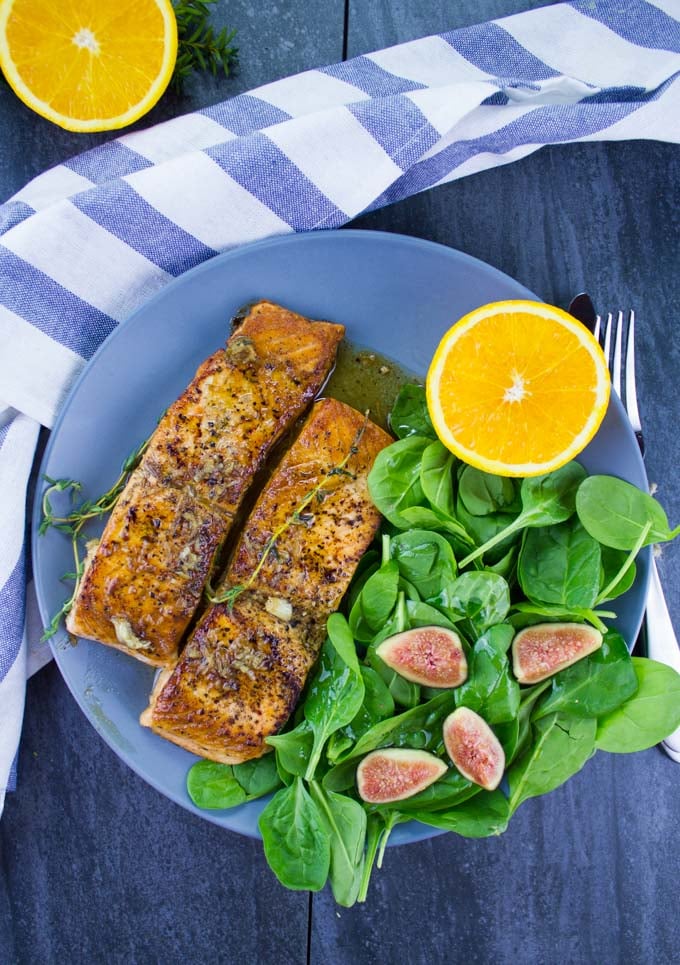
[[0, 0, 177, 132], [426, 301, 610, 477]]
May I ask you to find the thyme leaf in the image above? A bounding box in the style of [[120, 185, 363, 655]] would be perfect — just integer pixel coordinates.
[[39, 437, 150, 641], [171, 0, 238, 95]]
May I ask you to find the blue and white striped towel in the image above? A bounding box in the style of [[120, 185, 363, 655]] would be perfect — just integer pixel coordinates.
[[1, 0, 679, 811]]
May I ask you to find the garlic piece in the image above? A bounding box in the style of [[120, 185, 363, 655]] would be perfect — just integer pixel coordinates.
[[112, 617, 150, 650], [265, 597, 293, 622]]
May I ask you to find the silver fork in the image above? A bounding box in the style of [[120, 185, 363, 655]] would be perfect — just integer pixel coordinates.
[[597, 310, 680, 762]]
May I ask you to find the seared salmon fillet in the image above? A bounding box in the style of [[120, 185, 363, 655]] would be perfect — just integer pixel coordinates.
[[66, 302, 344, 666], [66, 475, 229, 665], [141, 591, 328, 762], [141, 398, 392, 762]]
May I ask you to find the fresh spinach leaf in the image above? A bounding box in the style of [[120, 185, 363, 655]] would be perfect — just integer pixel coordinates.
[[346, 556, 379, 615], [455, 624, 519, 724], [326, 731, 354, 766], [405, 599, 458, 629], [520, 461, 588, 523], [507, 681, 551, 765], [595, 657, 680, 753], [304, 636, 365, 780], [518, 518, 601, 609], [348, 594, 378, 644], [397, 505, 473, 548], [493, 717, 520, 763], [461, 461, 587, 567], [322, 756, 359, 793], [533, 630, 638, 720], [459, 466, 519, 517], [399, 575, 423, 602], [259, 778, 330, 892], [266, 720, 314, 781], [507, 714, 596, 815], [327, 612, 362, 673], [356, 665, 395, 722], [357, 814, 385, 903], [329, 666, 396, 760], [420, 440, 456, 517], [310, 783, 367, 907], [455, 498, 521, 564], [595, 534, 645, 606], [576, 475, 680, 550], [186, 760, 248, 810], [444, 571, 510, 638], [232, 753, 282, 798], [354, 560, 400, 633], [374, 810, 407, 870], [390, 529, 458, 602], [310, 781, 366, 908], [412, 789, 509, 837], [389, 384, 436, 439], [367, 436, 430, 527], [345, 691, 457, 761], [598, 545, 637, 602], [509, 601, 615, 635], [486, 545, 517, 580]]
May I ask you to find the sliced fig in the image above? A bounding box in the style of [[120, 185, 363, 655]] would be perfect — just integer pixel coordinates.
[[375, 626, 467, 688], [512, 622, 603, 684], [356, 748, 447, 804], [443, 707, 505, 791]]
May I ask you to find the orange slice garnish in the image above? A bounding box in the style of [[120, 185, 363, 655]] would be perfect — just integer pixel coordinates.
[[426, 300, 610, 477], [0, 0, 177, 132]]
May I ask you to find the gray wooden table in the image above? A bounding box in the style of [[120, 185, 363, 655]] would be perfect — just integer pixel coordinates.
[[2, 2, 679, 963]]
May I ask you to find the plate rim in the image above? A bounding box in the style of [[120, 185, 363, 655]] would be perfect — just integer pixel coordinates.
[[31, 228, 650, 842]]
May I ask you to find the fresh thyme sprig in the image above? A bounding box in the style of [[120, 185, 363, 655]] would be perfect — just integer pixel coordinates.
[[171, 0, 238, 95], [39, 437, 150, 641], [205, 415, 370, 609]]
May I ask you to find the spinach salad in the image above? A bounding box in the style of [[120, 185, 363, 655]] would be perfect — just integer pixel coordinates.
[[186, 384, 680, 906]]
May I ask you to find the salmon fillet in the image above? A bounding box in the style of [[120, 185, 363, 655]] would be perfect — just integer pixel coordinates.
[[66, 302, 344, 666], [141, 398, 392, 762]]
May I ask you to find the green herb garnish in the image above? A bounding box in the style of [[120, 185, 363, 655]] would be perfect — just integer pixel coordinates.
[[171, 0, 238, 95], [39, 437, 150, 641]]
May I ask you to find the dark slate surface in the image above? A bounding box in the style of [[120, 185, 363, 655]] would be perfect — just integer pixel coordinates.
[[2, 1, 680, 964], [1, 663, 309, 965]]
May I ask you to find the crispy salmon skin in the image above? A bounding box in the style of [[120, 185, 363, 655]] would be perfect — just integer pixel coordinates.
[[66, 302, 344, 666], [142, 398, 392, 761]]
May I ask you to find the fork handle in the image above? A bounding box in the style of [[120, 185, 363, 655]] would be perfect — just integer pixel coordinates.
[[644, 557, 680, 761]]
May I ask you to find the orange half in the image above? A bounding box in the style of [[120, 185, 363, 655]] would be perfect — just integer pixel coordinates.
[[0, 0, 177, 132], [426, 300, 610, 477]]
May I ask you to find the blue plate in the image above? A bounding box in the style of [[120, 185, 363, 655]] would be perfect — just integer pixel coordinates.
[[32, 230, 649, 844]]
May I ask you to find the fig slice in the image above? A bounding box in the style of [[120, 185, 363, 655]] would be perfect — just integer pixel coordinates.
[[443, 707, 505, 791], [356, 748, 447, 804], [375, 626, 467, 688], [512, 622, 603, 684]]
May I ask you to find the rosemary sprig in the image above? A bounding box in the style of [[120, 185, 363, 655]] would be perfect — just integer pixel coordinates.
[[171, 0, 238, 95], [39, 437, 150, 641], [205, 415, 369, 609]]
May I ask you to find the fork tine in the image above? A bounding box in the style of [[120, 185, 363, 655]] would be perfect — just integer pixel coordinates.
[[625, 310, 643, 437], [594, 314, 602, 342], [612, 310, 624, 398], [602, 312, 613, 374]]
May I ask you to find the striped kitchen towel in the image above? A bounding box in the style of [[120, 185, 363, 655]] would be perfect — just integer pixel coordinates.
[[1, 0, 679, 810]]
